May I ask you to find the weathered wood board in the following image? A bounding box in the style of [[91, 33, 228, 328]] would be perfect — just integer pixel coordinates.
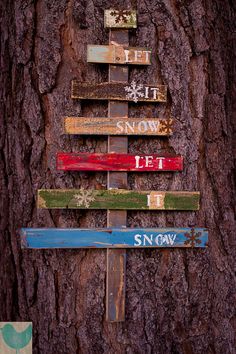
[[64, 117, 174, 136], [106, 30, 129, 322], [21, 228, 208, 249], [72, 81, 167, 103], [37, 190, 200, 210], [87, 45, 151, 65], [57, 153, 183, 172], [104, 10, 137, 28]]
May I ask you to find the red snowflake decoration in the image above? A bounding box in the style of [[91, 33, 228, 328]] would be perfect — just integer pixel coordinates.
[[110, 10, 132, 24], [184, 228, 202, 247], [159, 118, 173, 134]]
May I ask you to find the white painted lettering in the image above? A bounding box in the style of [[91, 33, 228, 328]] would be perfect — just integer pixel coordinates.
[[168, 234, 177, 245], [145, 156, 154, 167], [116, 121, 124, 133], [162, 234, 169, 245], [124, 49, 130, 63], [154, 194, 162, 207], [150, 87, 159, 99], [116, 120, 161, 134], [134, 50, 143, 62], [135, 155, 144, 169], [145, 86, 149, 98], [143, 234, 153, 246], [134, 233, 177, 247], [138, 121, 148, 132], [144, 50, 150, 62], [148, 120, 159, 132], [157, 157, 164, 169], [125, 121, 135, 133], [134, 234, 142, 246], [155, 234, 163, 246]]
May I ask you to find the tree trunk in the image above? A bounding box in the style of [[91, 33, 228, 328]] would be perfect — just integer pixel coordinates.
[[1, 0, 236, 353]]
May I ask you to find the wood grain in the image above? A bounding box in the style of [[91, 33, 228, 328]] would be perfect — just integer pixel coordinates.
[[106, 29, 129, 322], [2, 0, 235, 352], [87, 45, 151, 65], [71, 81, 167, 102], [104, 10, 137, 28], [64, 117, 174, 136], [21, 228, 208, 249], [56, 153, 183, 172], [37, 189, 200, 210]]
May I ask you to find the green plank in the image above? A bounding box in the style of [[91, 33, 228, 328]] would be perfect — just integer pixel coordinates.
[[38, 190, 200, 210]]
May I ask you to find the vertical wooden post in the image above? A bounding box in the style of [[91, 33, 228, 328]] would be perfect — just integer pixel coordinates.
[[106, 29, 129, 322]]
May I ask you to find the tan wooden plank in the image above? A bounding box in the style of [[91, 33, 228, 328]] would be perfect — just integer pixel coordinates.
[[87, 45, 151, 65], [64, 117, 174, 136], [104, 10, 137, 28]]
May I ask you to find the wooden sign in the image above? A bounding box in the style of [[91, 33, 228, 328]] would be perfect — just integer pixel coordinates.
[[64, 117, 173, 136], [56, 153, 183, 172], [21, 228, 208, 249], [87, 45, 151, 65], [72, 81, 167, 103], [37, 190, 200, 210], [104, 10, 137, 28]]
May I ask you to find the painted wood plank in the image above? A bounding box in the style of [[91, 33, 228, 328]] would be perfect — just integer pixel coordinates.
[[37, 190, 200, 210], [64, 117, 174, 136], [56, 153, 183, 172], [21, 228, 208, 249], [71, 81, 167, 103], [106, 248, 125, 322], [104, 10, 137, 28], [87, 45, 151, 65]]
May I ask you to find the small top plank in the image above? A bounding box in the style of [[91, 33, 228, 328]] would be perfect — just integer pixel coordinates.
[[37, 189, 200, 210], [104, 10, 137, 28], [72, 81, 167, 103], [87, 45, 151, 65]]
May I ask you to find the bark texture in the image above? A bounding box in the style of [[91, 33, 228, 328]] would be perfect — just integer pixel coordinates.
[[1, 0, 236, 353]]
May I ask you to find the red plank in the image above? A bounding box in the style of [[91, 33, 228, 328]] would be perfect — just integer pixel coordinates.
[[57, 153, 183, 172]]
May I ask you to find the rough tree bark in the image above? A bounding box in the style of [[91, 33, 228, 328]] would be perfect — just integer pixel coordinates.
[[0, 0, 236, 353]]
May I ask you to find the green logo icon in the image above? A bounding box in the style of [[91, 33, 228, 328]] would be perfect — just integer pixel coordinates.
[[0, 323, 32, 354]]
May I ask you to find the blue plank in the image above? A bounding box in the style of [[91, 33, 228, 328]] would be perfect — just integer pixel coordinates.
[[20, 228, 208, 249]]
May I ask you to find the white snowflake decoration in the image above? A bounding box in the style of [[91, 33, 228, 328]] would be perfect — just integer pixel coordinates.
[[124, 80, 144, 103], [74, 189, 95, 208]]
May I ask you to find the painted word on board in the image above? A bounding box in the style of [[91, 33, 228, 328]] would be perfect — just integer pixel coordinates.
[[64, 117, 174, 136], [20, 228, 208, 249], [87, 45, 151, 65], [37, 189, 200, 210], [72, 81, 167, 103], [56, 153, 183, 172]]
